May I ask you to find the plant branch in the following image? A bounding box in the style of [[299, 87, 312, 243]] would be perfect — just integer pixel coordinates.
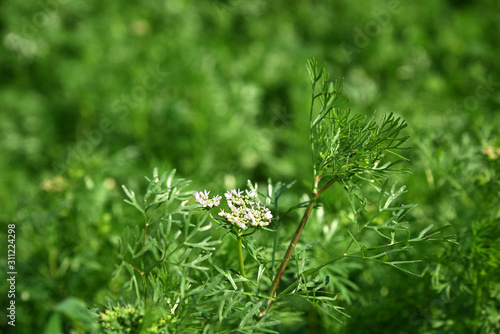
[[318, 176, 338, 197], [260, 174, 338, 319], [141, 212, 148, 300]]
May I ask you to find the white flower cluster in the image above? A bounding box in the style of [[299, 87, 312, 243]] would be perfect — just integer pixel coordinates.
[[219, 189, 273, 230], [193, 190, 221, 208], [193, 188, 273, 230]]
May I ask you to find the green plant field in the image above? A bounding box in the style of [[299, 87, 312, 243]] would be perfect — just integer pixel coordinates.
[[1, 1, 499, 333]]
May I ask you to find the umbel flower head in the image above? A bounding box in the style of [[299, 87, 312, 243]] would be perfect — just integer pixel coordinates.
[[219, 189, 273, 230], [193, 187, 273, 231]]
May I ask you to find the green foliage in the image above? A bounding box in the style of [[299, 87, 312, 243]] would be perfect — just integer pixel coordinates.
[[409, 129, 500, 334], [307, 59, 410, 184], [256, 60, 423, 324], [2, 1, 499, 333], [93, 169, 282, 333], [89, 61, 427, 333]]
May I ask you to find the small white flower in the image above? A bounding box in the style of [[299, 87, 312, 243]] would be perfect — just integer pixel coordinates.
[[194, 190, 221, 209], [194, 190, 209, 202], [245, 190, 256, 198]]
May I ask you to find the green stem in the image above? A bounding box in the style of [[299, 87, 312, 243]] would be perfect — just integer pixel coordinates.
[[271, 193, 280, 276], [141, 212, 148, 301], [310, 79, 318, 177], [237, 234, 250, 292]]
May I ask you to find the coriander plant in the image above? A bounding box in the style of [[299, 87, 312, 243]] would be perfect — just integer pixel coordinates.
[[92, 59, 440, 333]]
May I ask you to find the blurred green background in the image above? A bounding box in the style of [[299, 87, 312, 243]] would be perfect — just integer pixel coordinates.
[[1, 0, 499, 333]]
